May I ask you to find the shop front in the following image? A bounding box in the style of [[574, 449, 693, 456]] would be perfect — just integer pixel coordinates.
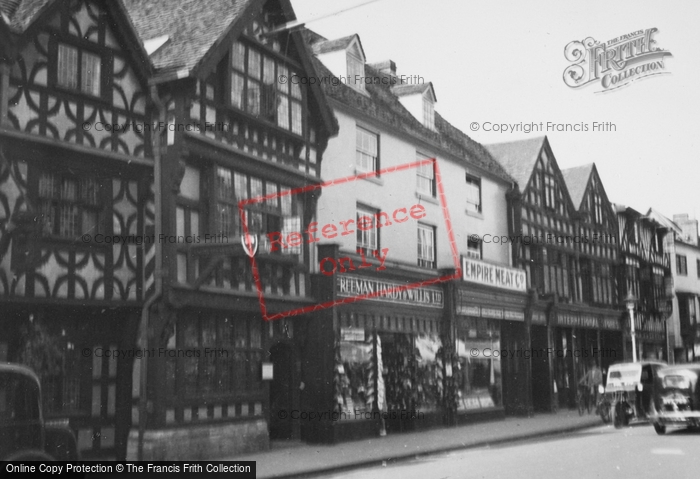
[[306, 250, 447, 444], [622, 310, 667, 361], [550, 308, 624, 409], [454, 257, 529, 418]]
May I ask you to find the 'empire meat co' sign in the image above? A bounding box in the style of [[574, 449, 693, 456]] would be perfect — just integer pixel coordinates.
[[461, 257, 527, 292]]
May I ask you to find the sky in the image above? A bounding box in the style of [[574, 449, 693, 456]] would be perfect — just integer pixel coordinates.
[[291, 0, 699, 222]]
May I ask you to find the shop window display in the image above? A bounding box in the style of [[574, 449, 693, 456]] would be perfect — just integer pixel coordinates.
[[456, 320, 502, 410], [335, 336, 374, 420]]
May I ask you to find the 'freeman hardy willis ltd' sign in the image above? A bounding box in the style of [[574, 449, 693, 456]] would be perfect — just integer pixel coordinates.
[[461, 257, 527, 292], [337, 275, 444, 308]]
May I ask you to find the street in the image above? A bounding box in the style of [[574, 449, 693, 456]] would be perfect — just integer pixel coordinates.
[[326, 423, 700, 479]]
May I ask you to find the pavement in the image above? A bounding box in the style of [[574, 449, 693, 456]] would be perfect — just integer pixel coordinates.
[[228, 410, 603, 478]]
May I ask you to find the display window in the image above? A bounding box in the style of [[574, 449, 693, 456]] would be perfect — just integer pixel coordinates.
[[456, 318, 502, 410]]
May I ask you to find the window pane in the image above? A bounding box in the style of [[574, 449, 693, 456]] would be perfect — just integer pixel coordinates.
[[250, 177, 263, 199], [290, 75, 302, 99], [248, 50, 261, 79], [231, 72, 245, 108], [232, 41, 245, 70], [356, 127, 378, 172], [291, 101, 302, 135], [216, 167, 233, 201], [81, 51, 101, 96], [57, 44, 78, 90], [277, 95, 289, 130], [263, 57, 275, 84], [246, 80, 260, 115], [277, 65, 289, 93], [234, 172, 248, 199]]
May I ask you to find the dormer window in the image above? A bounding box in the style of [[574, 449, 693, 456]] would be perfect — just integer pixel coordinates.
[[347, 47, 365, 90], [423, 93, 435, 130]]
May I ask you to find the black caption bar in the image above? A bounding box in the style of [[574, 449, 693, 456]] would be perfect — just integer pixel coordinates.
[[2, 462, 256, 478]]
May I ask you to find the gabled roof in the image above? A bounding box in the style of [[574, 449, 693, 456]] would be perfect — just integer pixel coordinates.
[[123, 0, 255, 75], [1, 0, 51, 33], [561, 163, 594, 209], [311, 34, 360, 55], [391, 82, 437, 102], [646, 209, 682, 235], [484, 136, 547, 188], [304, 33, 513, 184]]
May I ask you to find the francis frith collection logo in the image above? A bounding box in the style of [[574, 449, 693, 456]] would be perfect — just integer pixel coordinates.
[[563, 28, 672, 93]]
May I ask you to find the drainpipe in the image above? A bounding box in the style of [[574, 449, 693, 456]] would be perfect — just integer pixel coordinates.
[[137, 85, 165, 460]]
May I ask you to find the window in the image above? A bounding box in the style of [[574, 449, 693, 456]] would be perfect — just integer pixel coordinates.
[[214, 166, 299, 254], [356, 205, 378, 254], [38, 171, 102, 238], [544, 175, 556, 209], [346, 50, 364, 90], [423, 95, 435, 130], [165, 315, 263, 399], [417, 224, 436, 268], [626, 257, 640, 299], [57, 43, 101, 96], [230, 41, 303, 134], [697, 259, 700, 279], [465, 174, 481, 212], [677, 254, 688, 276], [416, 153, 435, 196], [467, 235, 482, 259], [356, 126, 379, 173]]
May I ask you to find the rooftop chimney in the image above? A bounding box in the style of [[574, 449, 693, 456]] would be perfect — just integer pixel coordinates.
[[368, 60, 398, 84], [673, 214, 699, 246]]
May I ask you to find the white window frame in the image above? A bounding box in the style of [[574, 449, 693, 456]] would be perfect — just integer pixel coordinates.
[[416, 153, 435, 197], [356, 205, 378, 253], [57, 42, 101, 97], [417, 223, 436, 268], [466, 174, 481, 212], [423, 94, 435, 130], [356, 126, 379, 173]]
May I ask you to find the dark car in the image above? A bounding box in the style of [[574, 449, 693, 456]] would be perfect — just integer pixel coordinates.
[[0, 364, 79, 460], [649, 363, 700, 435]]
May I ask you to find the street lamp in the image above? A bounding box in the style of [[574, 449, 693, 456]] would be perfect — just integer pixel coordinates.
[[624, 293, 638, 362]]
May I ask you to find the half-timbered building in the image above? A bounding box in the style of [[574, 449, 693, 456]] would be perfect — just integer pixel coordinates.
[[486, 137, 624, 412], [614, 205, 672, 361], [122, 0, 336, 461], [0, 0, 154, 459]]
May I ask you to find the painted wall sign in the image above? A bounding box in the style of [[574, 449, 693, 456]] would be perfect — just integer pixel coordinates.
[[462, 257, 527, 292], [341, 327, 365, 342], [337, 275, 444, 308]]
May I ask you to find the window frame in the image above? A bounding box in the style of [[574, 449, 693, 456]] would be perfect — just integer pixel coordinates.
[[230, 40, 304, 135], [416, 152, 435, 197], [356, 204, 379, 255], [465, 174, 482, 213], [423, 93, 435, 130], [55, 41, 104, 98], [677, 254, 688, 276], [417, 223, 436, 269], [36, 169, 105, 240], [355, 126, 380, 173], [466, 235, 482, 260]]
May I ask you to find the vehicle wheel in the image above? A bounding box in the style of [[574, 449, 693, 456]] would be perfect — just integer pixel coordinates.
[[613, 402, 626, 429], [653, 423, 666, 435]]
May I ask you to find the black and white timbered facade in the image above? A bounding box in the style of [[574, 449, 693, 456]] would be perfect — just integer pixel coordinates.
[[0, 0, 154, 459]]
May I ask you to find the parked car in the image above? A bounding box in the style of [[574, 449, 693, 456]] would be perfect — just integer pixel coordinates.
[[649, 363, 700, 435], [598, 360, 666, 428], [0, 363, 79, 460]]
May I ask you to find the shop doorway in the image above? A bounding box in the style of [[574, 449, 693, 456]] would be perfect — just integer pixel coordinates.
[[530, 325, 552, 412], [269, 343, 294, 440]]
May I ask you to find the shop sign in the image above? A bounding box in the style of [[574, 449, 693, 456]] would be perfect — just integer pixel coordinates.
[[337, 275, 444, 308], [504, 310, 525, 321], [532, 311, 547, 325], [556, 312, 599, 329], [341, 327, 365, 342], [481, 308, 504, 319], [601, 318, 620, 330], [457, 305, 481, 316], [461, 257, 527, 292]]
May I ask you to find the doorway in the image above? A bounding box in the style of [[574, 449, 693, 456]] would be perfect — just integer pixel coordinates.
[[269, 343, 295, 440]]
